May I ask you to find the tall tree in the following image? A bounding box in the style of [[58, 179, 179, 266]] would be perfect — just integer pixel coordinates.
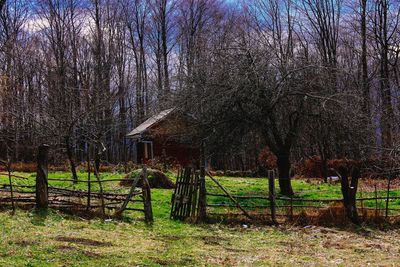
[[149, 0, 175, 105], [360, 0, 370, 117], [372, 0, 398, 148], [0, 0, 5, 12]]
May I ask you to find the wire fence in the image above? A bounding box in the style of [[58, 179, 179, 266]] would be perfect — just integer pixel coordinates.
[[0, 160, 153, 222], [204, 172, 400, 223]]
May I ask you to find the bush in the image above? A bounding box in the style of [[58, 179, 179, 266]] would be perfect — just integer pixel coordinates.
[[258, 147, 277, 169], [120, 168, 175, 189], [1, 162, 38, 172], [293, 157, 395, 178]]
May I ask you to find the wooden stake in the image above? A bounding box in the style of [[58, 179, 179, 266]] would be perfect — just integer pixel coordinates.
[[290, 195, 293, 221], [268, 171, 277, 224], [374, 184, 378, 218], [191, 172, 199, 218], [360, 187, 364, 219], [86, 145, 91, 211], [197, 167, 207, 222], [6, 159, 15, 212], [93, 159, 105, 216], [36, 145, 49, 209], [142, 166, 153, 223], [385, 175, 391, 218]]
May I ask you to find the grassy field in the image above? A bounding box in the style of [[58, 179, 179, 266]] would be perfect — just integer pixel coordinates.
[[205, 176, 400, 216], [0, 171, 400, 266]]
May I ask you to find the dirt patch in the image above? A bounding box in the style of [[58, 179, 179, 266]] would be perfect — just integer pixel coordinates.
[[120, 168, 175, 189], [323, 240, 348, 249], [10, 240, 39, 246], [149, 256, 195, 266], [151, 258, 171, 266], [57, 245, 103, 258], [225, 247, 249, 252], [202, 235, 225, 245], [57, 245, 76, 251], [55, 236, 112, 247], [160, 234, 182, 241]]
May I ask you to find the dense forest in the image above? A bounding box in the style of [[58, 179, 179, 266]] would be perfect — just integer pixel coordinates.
[[0, 0, 400, 194]]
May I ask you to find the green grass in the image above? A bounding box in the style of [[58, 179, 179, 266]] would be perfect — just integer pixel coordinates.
[[205, 176, 400, 214], [0, 172, 399, 266], [1, 171, 400, 215]]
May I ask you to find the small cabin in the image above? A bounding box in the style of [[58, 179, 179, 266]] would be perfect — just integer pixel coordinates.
[[127, 108, 199, 167]]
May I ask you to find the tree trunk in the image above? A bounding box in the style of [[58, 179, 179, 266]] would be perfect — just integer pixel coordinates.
[[360, 0, 370, 117], [161, 2, 170, 94], [338, 166, 360, 224], [65, 136, 78, 183], [0, 0, 5, 12], [277, 153, 294, 196], [376, 0, 393, 148]]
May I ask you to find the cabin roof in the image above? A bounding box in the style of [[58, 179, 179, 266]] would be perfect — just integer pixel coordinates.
[[126, 108, 174, 139]]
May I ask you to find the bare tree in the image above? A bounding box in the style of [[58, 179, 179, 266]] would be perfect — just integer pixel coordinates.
[[371, 0, 399, 148], [125, 0, 150, 124], [149, 0, 175, 105], [0, 0, 5, 12], [360, 0, 370, 117]]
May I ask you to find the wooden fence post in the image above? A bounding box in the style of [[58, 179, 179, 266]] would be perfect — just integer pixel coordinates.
[[268, 170, 277, 224], [385, 174, 392, 218], [6, 158, 15, 212], [142, 166, 153, 223], [191, 172, 199, 218], [36, 145, 49, 209], [86, 145, 91, 211], [93, 151, 105, 216], [197, 166, 207, 222], [289, 195, 293, 221], [374, 184, 378, 218]]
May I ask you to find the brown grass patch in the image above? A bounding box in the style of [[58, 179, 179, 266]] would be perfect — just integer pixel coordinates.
[[201, 235, 225, 245], [289, 202, 391, 227], [10, 240, 39, 246], [57, 245, 103, 258], [55, 236, 112, 247]]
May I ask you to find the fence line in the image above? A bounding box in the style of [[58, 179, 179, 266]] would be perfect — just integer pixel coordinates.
[[204, 173, 400, 222], [0, 147, 153, 223]]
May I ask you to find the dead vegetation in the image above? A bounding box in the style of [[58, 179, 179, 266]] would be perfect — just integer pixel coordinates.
[[120, 168, 175, 189], [55, 236, 112, 247]]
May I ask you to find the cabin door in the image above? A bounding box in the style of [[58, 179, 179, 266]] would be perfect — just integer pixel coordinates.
[[138, 141, 154, 163]]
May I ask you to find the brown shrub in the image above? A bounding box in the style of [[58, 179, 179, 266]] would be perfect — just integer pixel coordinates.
[[4, 162, 37, 172], [258, 146, 277, 169], [294, 156, 323, 178], [290, 202, 348, 226], [295, 156, 398, 179], [289, 202, 390, 227], [295, 157, 363, 178]]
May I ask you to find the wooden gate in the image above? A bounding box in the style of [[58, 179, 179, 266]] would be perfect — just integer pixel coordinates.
[[170, 168, 201, 220]]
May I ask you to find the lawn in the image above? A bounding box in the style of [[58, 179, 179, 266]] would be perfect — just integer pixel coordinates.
[[0, 171, 399, 266]]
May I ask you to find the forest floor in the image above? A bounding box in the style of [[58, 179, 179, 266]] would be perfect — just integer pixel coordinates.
[[0, 172, 400, 266]]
